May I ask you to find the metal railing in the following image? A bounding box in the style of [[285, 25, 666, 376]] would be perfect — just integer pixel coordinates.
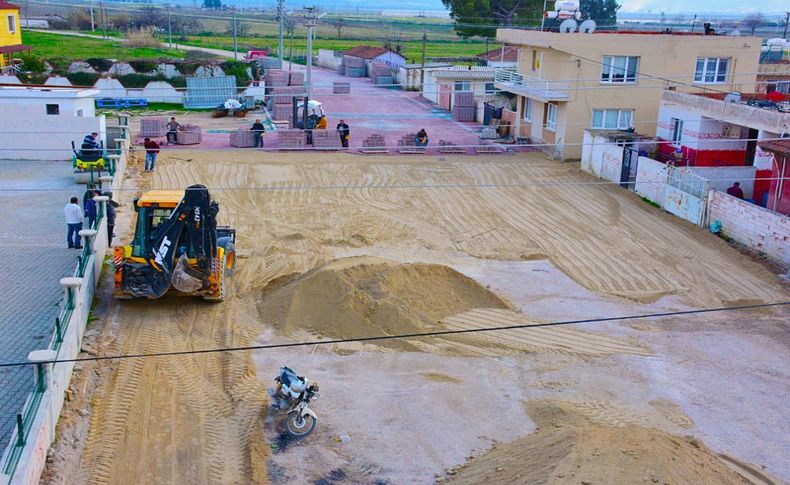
[[668, 167, 709, 199], [494, 68, 570, 100], [0, 203, 105, 481]]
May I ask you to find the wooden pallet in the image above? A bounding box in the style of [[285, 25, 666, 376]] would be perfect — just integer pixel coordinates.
[[475, 146, 503, 154]]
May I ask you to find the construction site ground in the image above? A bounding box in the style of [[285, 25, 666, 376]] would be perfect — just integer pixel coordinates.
[[42, 149, 789, 485]]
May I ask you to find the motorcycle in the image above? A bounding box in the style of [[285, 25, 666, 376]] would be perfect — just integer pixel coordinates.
[[268, 366, 320, 438]]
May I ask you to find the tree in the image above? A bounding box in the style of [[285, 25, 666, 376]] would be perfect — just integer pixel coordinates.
[[226, 18, 250, 37], [203, 0, 222, 10], [740, 12, 764, 35], [328, 18, 346, 38], [579, 0, 620, 28], [441, 0, 544, 38]]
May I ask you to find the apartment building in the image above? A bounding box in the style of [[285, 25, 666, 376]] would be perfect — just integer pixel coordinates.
[[495, 29, 762, 159]]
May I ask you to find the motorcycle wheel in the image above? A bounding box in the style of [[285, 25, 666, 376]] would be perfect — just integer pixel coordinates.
[[286, 411, 317, 438]]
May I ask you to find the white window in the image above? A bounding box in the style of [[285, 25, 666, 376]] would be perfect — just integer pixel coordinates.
[[523, 98, 532, 122], [671, 118, 684, 144], [601, 56, 639, 83], [591, 109, 633, 129], [694, 58, 729, 84], [545, 103, 557, 131], [767, 81, 789, 94], [76, 109, 84, 117], [7, 14, 16, 34], [484, 82, 496, 93], [454, 81, 471, 92]]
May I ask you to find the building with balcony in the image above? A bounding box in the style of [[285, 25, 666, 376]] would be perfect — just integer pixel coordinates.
[[422, 66, 496, 110], [495, 29, 762, 159], [0, 1, 29, 72]]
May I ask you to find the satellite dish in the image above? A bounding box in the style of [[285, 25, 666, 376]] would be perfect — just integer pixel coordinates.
[[559, 19, 578, 33], [579, 19, 597, 33]]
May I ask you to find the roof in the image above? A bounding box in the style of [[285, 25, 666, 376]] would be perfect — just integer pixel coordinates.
[[477, 46, 518, 62], [0, 1, 20, 9], [0, 44, 31, 54], [137, 190, 185, 207], [758, 139, 790, 157], [429, 68, 496, 80], [402, 62, 452, 69], [343, 46, 402, 60]]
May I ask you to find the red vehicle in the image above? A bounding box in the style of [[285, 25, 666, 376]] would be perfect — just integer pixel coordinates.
[[244, 50, 268, 60]]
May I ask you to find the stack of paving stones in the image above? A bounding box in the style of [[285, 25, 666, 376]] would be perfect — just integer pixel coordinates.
[[175, 124, 202, 145], [370, 62, 393, 86], [333, 81, 351, 94], [273, 104, 293, 125], [140, 117, 167, 137], [312, 130, 342, 150], [438, 140, 466, 154], [288, 71, 304, 86], [361, 133, 387, 153], [277, 129, 306, 149], [480, 126, 498, 139], [397, 133, 425, 154], [271, 86, 303, 105], [452, 91, 476, 122], [229, 129, 257, 147], [342, 56, 367, 77]]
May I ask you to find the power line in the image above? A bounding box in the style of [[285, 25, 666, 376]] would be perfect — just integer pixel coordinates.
[[0, 300, 787, 369]]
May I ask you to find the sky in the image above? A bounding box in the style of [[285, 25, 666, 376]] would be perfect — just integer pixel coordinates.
[[617, 0, 787, 14]]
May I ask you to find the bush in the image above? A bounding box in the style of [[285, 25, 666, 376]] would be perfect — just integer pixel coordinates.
[[19, 53, 47, 74], [184, 50, 220, 62], [86, 58, 114, 72], [118, 73, 158, 88], [128, 60, 157, 73], [176, 62, 201, 75], [67, 9, 94, 30], [67, 72, 99, 87], [47, 58, 71, 75], [126, 27, 162, 48], [169, 76, 187, 88], [219, 60, 250, 86]]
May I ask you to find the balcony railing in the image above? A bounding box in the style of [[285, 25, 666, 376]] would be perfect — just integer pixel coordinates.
[[494, 68, 569, 101]]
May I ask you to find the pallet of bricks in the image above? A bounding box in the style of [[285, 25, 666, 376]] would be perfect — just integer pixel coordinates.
[[333, 81, 351, 94], [370, 62, 393, 86], [277, 129, 306, 150], [342, 56, 367, 77], [361, 134, 387, 153], [312, 130, 342, 150], [397, 133, 425, 154], [452, 91, 476, 122]]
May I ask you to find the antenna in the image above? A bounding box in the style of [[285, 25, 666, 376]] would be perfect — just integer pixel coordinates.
[[579, 19, 596, 33], [559, 19, 578, 33]]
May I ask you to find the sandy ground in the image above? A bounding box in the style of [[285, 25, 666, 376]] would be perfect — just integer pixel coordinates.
[[41, 150, 789, 484]]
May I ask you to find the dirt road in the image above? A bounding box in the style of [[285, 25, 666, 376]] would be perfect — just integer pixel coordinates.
[[43, 150, 789, 484]]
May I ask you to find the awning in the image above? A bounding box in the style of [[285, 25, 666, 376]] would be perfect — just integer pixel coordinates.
[[0, 44, 31, 55]]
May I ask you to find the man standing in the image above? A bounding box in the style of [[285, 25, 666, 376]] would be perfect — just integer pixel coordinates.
[[84, 190, 97, 229], [166, 117, 181, 145], [105, 192, 117, 245], [65, 196, 84, 249], [143, 137, 160, 173], [726, 182, 744, 199], [336, 119, 350, 148], [250, 119, 266, 148]]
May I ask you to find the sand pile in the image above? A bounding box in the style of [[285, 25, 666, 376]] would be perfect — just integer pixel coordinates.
[[257, 256, 509, 348], [445, 401, 763, 485]]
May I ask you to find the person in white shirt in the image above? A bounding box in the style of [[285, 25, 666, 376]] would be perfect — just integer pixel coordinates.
[[64, 197, 84, 249]]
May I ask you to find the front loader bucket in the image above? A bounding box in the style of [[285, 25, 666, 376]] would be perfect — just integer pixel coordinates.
[[121, 261, 174, 298]]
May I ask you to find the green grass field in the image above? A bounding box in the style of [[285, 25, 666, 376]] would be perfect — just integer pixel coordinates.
[[22, 31, 185, 61]]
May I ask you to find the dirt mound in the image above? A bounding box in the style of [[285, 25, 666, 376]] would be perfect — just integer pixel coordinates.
[[257, 256, 509, 349], [445, 401, 758, 485]]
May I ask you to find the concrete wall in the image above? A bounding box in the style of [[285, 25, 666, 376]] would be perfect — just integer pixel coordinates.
[[93, 78, 126, 99], [580, 133, 622, 182], [317, 49, 341, 70], [634, 156, 668, 204], [708, 190, 790, 266], [0, 113, 105, 160], [141, 81, 182, 103], [689, 166, 757, 199]]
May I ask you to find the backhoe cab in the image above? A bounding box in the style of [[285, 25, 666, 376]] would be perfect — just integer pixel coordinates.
[[113, 185, 236, 302]]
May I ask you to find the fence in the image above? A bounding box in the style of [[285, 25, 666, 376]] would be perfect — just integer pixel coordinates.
[[664, 168, 709, 225], [0, 125, 128, 485]]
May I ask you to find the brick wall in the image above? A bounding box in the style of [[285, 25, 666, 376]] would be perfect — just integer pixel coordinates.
[[708, 190, 790, 266]]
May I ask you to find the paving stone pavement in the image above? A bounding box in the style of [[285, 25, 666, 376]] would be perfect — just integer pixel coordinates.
[[0, 160, 83, 450]]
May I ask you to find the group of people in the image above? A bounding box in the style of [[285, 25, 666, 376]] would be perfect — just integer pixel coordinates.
[[244, 117, 351, 148], [64, 190, 118, 249]]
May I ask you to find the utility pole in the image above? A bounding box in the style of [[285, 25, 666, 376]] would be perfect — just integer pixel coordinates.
[[783, 11, 789, 40], [232, 7, 238, 61], [167, 6, 173, 49], [419, 32, 427, 93], [304, 6, 316, 96], [90, 0, 95, 32], [277, 0, 285, 64]]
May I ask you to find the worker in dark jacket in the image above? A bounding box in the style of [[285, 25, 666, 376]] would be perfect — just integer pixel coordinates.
[[726, 182, 744, 199], [415, 129, 429, 147], [81, 132, 102, 161], [337, 120, 350, 148], [84, 190, 97, 229], [250, 119, 265, 148], [104, 192, 117, 245]]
